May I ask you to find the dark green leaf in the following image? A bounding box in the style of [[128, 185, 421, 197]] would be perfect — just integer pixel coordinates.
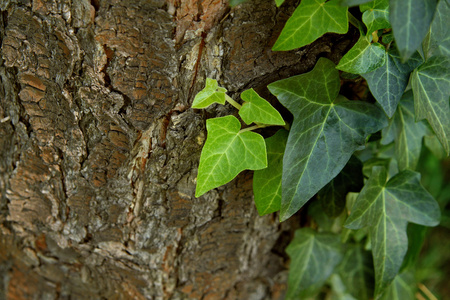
[[390, 0, 438, 61], [286, 228, 343, 299], [195, 116, 267, 197], [239, 89, 285, 125], [360, 0, 391, 34], [273, 0, 348, 51], [362, 48, 423, 118], [411, 56, 450, 155], [423, 0, 450, 59], [192, 78, 227, 109], [253, 130, 288, 215], [318, 156, 364, 218], [379, 271, 415, 300], [268, 58, 387, 221], [337, 245, 374, 300], [424, 134, 447, 159], [337, 35, 386, 74], [345, 166, 440, 296], [401, 223, 428, 271], [380, 90, 427, 170]]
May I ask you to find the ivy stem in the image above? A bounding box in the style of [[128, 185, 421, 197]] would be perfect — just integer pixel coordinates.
[[347, 12, 365, 33], [225, 94, 242, 110], [239, 124, 267, 133]]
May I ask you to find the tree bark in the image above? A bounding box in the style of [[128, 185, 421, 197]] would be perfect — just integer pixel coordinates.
[[0, 0, 355, 299]]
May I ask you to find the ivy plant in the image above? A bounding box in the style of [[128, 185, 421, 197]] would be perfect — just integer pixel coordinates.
[[193, 0, 449, 299]]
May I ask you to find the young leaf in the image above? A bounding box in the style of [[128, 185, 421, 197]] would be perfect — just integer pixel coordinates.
[[239, 89, 285, 125], [336, 35, 386, 74], [411, 56, 450, 155], [360, 0, 390, 35], [390, 0, 438, 61], [275, 0, 285, 7], [192, 78, 227, 109], [268, 58, 387, 221], [253, 130, 288, 216], [423, 0, 450, 59], [285, 228, 343, 299], [337, 245, 374, 300], [345, 166, 440, 297], [362, 48, 423, 117], [379, 271, 415, 300], [195, 116, 267, 197], [317, 156, 364, 218], [272, 0, 348, 51], [380, 90, 427, 171]]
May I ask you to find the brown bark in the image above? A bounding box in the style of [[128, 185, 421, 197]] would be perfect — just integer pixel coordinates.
[[0, 0, 355, 299]]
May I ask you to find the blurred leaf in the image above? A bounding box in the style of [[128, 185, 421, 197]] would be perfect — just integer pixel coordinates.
[[424, 134, 447, 159], [273, 0, 348, 51], [345, 166, 441, 296], [337, 35, 386, 74], [379, 271, 416, 300], [286, 228, 343, 299], [275, 0, 285, 7], [229, 0, 247, 6], [239, 89, 285, 125], [411, 56, 450, 155], [401, 223, 428, 271], [390, 0, 438, 61], [338, 0, 372, 5], [253, 129, 288, 215], [362, 49, 423, 117], [423, 0, 450, 59]]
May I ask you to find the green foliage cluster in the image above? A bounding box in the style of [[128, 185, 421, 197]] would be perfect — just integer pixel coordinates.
[[193, 0, 449, 299]]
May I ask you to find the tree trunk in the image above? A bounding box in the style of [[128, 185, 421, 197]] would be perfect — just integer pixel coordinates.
[[0, 0, 355, 298]]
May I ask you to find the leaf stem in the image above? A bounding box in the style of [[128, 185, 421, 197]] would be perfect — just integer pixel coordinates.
[[347, 12, 365, 34], [239, 124, 267, 133], [225, 94, 242, 110]]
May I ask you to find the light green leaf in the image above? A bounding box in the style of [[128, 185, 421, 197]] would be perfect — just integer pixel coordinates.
[[195, 115, 267, 197], [345, 166, 440, 297], [362, 48, 423, 117], [379, 271, 415, 300], [360, 0, 390, 34], [268, 58, 388, 221], [390, 0, 438, 61], [337, 35, 386, 74], [275, 0, 285, 7], [411, 56, 450, 155], [337, 245, 374, 300], [423, 0, 450, 59], [239, 89, 285, 125], [317, 156, 364, 218], [272, 0, 348, 51], [286, 228, 343, 299], [380, 90, 427, 171], [192, 78, 227, 109], [338, 0, 372, 5], [253, 129, 288, 216]]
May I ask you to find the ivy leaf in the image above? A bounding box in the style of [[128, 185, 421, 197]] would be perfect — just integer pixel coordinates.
[[390, 0, 438, 61], [192, 78, 227, 109], [275, 0, 285, 7], [380, 90, 427, 171], [336, 35, 386, 74], [337, 245, 374, 300], [360, 0, 390, 34], [338, 0, 372, 5], [345, 166, 440, 297], [272, 0, 348, 51], [195, 116, 267, 197], [239, 89, 285, 125], [253, 130, 288, 216], [268, 58, 387, 221], [423, 0, 450, 59], [317, 156, 364, 218], [411, 56, 450, 155], [379, 271, 415, 300], [362, 48, 423, 117], [286, 228, 343, 299]]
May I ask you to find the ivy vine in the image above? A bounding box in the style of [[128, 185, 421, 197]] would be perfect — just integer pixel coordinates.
[[193, 0, 449, 299]]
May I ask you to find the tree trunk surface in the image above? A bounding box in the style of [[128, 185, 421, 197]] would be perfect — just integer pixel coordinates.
[[0, 0, 355, 299]]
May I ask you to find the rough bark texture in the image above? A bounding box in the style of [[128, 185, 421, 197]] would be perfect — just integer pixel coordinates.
[[0, 0, 356, 299]]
